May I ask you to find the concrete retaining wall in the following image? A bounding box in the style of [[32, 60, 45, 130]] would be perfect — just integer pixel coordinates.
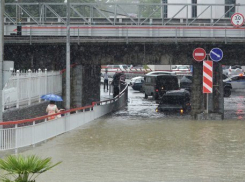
[[3, 101, 49, 122]]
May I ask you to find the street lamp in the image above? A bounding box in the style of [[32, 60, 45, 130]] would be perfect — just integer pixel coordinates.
[[66, 0, 70, 111], [0, 0, 4, 121]]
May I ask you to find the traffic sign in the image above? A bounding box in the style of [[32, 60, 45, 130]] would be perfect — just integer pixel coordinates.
[[231, 13, 244, 27], [210, 48, 223, 62], [203, 61, 213, 94], [193, 48, 206, 62]]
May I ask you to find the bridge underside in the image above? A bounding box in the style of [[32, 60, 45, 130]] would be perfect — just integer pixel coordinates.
[[4, 41, 244, 119]]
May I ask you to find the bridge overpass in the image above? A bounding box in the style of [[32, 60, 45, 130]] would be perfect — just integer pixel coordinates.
[[3, 2, 245, 44], [3, 2, 245, 119]]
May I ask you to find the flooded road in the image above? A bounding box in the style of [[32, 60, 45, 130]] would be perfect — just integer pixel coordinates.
[[18, 87, 245, 181]]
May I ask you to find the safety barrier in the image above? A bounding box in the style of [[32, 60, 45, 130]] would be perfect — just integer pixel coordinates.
[[0, 84, 128, 152]]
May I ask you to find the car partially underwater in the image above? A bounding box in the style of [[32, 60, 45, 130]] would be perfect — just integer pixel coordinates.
[[155, 89, 191, 114]]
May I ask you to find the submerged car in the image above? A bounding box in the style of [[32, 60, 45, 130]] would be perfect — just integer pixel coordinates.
[[144, 74, 179, 100], [156, 89, 191, 114]]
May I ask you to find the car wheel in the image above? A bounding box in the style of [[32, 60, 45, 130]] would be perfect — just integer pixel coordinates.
[[145, 93, 148, 99], [224, 88, 231, 97]]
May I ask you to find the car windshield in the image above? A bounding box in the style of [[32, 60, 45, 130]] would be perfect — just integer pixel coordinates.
[[231, 65, 242, 69], [157, 77, 178, 89], [178, 66, 189, 69], [222, 65, 229, 69]]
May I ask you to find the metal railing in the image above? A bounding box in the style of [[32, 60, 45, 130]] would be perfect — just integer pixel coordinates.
[[3, 69, 62, 111], [4, 2, 245, 26], [0, 83, 128, 152]]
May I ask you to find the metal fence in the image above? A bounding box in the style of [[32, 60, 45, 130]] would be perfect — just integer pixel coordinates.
[[4, 2, 245, 26], [0, 84, 128, 152], [2, 69, 62, 111]]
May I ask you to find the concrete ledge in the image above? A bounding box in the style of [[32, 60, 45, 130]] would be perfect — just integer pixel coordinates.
[[196, 113, 224, 120]]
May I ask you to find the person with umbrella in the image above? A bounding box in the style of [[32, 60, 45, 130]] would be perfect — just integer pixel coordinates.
[[41, 94, 63, 120], [46, 100, 59, 120]]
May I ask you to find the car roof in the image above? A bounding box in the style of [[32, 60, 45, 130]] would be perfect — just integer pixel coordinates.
[[131, 76, 143, 80], [145, 74, 177, 77], [163, 89, 190, 96], [145, 71, 176, 75]]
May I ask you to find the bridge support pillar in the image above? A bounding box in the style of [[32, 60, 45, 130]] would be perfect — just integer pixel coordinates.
[[191, 61, 224, 120], [63, 64, 101, 108]]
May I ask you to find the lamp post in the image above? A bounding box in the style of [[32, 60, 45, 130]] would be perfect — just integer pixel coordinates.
[[0, 0, 4, 122], [66, 0, 70, 111]]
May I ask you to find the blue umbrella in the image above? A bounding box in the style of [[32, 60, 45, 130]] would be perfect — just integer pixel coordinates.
[[41, 94, 63, 101]]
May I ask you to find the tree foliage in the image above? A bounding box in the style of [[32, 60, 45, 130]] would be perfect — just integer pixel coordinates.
[[0, 155, 62, 182]]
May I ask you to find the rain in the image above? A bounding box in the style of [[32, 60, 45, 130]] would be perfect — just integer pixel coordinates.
[[1, 0, 245, 181]]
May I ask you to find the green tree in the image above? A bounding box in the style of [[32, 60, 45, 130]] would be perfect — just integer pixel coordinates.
[[0, 155, 61, 182]]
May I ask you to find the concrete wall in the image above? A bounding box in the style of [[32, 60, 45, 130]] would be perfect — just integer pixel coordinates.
[[3, 101, 49, 122]]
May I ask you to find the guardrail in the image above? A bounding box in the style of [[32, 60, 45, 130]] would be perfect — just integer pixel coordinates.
[[0, 83, 128, 153]]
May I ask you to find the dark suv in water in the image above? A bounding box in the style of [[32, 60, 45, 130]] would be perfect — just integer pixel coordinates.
[[179, 75, 232, 97], [143, 74, 179, 100], [156, 89, 191, 114]]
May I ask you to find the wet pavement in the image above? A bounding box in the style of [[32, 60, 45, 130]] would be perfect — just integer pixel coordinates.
[[13, 84, 245, 182]]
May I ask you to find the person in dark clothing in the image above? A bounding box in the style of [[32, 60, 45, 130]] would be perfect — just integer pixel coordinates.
[[103, 69, 109, 91], [111, 72, 122, 97]]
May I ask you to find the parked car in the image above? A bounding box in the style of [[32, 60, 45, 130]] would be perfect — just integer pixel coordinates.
[[132, 77, 144, 92], [171, 65, 190, 72], [145, 71, 176, 76], [180, 75, 232, 97], [144, 74, 179, 100], [223, 74, 245, 91], [222, 65, 230, 76], [130, 76, 144, 85], [227, 65, 244, 77], [155, 89, 191, 114]]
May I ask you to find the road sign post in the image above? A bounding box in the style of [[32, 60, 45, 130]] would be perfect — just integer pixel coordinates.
[[203, 61, 213, 113], [231, 13, 245, 28]]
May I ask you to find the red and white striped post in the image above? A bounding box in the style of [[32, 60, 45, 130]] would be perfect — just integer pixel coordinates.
[[203, 61, 213, 113]]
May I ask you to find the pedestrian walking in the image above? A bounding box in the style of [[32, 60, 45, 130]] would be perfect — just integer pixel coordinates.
[[46, 101, 59, 120], [104, 69, 109, 91]]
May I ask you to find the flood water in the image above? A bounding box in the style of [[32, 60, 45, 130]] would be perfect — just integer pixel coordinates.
[[17, 88, 245, 181]]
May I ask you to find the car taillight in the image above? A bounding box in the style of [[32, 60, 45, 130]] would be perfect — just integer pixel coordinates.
[[156, 89, 159, 92]]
